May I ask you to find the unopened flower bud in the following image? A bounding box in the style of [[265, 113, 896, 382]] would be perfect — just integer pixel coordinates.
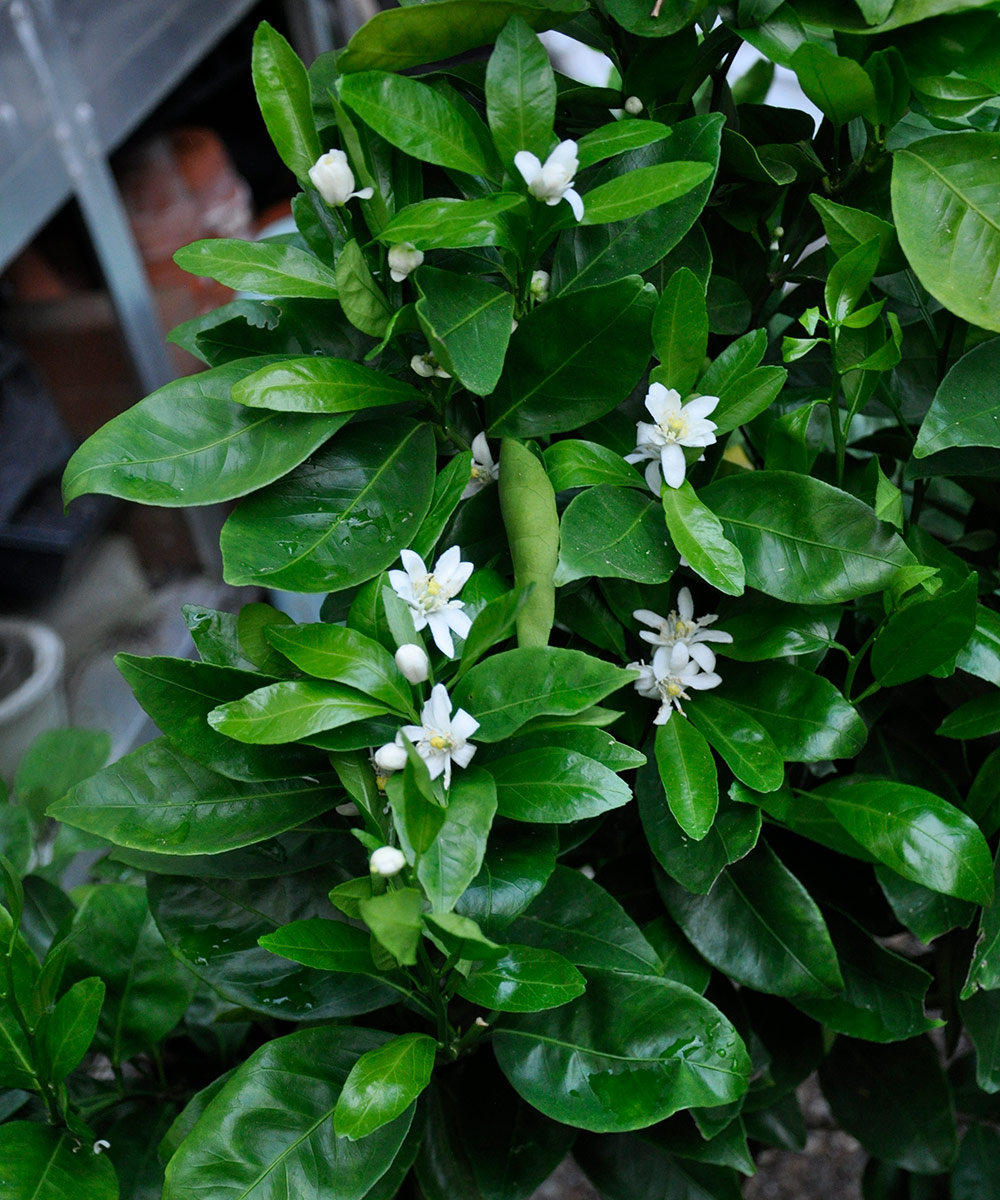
[[530, 270, 550, 302], [374, 742, 408, 773], [370, 845, 406, 876], [395, 642, 430, 683], [410, 352, 451, 379], [308, 149, 374, 206], [624, 95, 643, 115], [388, 242, 424, 282]]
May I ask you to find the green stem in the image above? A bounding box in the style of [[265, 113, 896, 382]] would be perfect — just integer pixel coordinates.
[[843, 622, 881, 701], [828, 364, 846, 487], [417, 943, 451, 1046]]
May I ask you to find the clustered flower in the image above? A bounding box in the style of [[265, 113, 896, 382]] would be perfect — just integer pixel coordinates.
[[388, 545, 473, 657], [625, 382, 719, 492], [395, 683, 480, 788], [515, 141, 585, 221], [627, 589, 729, 723]]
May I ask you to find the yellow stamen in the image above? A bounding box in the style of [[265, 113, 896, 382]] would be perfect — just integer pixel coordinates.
[[425, 577, 442, 596], [429, 734, 450, 750], [666, 682, 683, 697]]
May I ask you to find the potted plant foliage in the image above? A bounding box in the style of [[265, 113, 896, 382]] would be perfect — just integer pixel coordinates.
[[4, 1, 1000, 1195]]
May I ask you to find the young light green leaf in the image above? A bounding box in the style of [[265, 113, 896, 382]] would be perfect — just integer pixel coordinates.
[[654, 715, 718, 841], [581, 162, 712, 225], [252, 22, 322, 180], [174, 239, 340, 298], [334, 1033, 437, 1141], [359, 888, 424, 966], [662, 482, 745, 597], [652, 267, 709, 396], [486, 748, 632, 822], [456, 945, 586, 1012], [377, 194, 527, 251], [40, 977, 105, 1082], [265, 623, 412, 712], [336, 239, 392, 338], [209, 680, 389, 745], [231, 356, 422, 412], [258, 919, 379, 974]]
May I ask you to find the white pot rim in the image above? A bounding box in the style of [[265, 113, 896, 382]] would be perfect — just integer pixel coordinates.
[[0, 618, 65, 725]]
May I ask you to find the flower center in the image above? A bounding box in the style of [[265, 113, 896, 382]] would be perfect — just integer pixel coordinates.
[[414, 574, 450, 613], [470, 464, 487, 481], [428, 733, 453, 751], [672, 615, 696, 640], [664, 681, 684, 698], [662, 414, 688, 441]]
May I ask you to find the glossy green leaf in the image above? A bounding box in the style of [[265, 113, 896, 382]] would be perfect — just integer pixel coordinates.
[[825, 238, 880, 325], [12, 728, 110, 826], [423, 910, 504, 962], [377, 194, 526, 251], [652, 267, 709, 397], [360, 888, 424, 966], [0, 1123, 118, 1200], [336, 239, 392, 338], [914, 339, 1000, 458], [411, 452, 475, 563], [871, 573, 978, 685], [581, 162, 712, 225], [507, 865, 662, 975], [496, 436, 558, 648], [687, 693, 784, 793], [63, 358, 339, 506], [456, 586, 531, 679], [231, 356, 421, 413], [0, 997, 36, 1091], [457, 945, 585, 1013], [576, 119, 673, 170], [340, 71, 498, 178], [953, 1125, 1000, 1200], [700, 471, 916, 604], [148, 869, 396, 1019], [556, 485, 679, 586], [451, 647, 635, 741], [40, 977, 105, 1082], [960, 850, 1000, 997], [718, 661, 867, 763], [50, 738, 337, 853], [660, 841, 844, 998], [543, 439, 643, 491], [960, 988, 1000, 1093], [418, 768, 497, 912], [485, 15, 555, 171], [494, 967, 751, 1131], [662, 482, 745, 597], [454, 822, 559, 937], [174, 239, 339, 297], [653, 714, 718, 841], [791, 42, 876, 124], [813, 778, 994, 904], [485, 276, 656, 437], [938, 692, 1000, 740], [220, 419, 436, 591], [819, 1036, 958, 1173], [209, 679, 388, 745], [266, 623, 412, 712], [875, 865, 975, 944], [416, 267, 514, 396], [258, 919, 378, 974], [892, 132, 1000, 333], [956, 604, 1000, 686], [575, 1129, 744, 1200], [486, 747, 631, 822], [162, 1027, 415, 1199], [252, 22, 321, 180], [334, 1033, 437, 1140]]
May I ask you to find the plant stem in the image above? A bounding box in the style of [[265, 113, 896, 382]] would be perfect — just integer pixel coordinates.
[[417, 943, 451, 1047], [828, 368, 846, 487]]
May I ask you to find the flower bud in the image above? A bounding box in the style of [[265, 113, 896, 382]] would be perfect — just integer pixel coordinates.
[[388, 242, 424, 282], [530, 269, 550, 302], [395, 642, 430, 683], [624, 95, 643, 115], [308, 149, 373, 206], [374, 742, 408, 773], [370, 845, 406, 876]]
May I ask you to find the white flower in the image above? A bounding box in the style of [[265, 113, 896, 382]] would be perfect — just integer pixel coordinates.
[[374, 742, 408, 773], [624, 383, 719, 492], [308, 149, 374, 206], [461, 433, 499, 500], [530, 269, 550, 302], [514, 141, 585, 221], [370, 845, 407, 876], [633, 587, 733, 672], [388, 545, 473, 656], [92, 1140, 111, 1156], [410, 351, 451, 379], [628, 642, 722, 724], [397, 683, 479, 787], [624, 95, 644, 115], [395, 643, 430, 684], [388, 242, 424, 282]]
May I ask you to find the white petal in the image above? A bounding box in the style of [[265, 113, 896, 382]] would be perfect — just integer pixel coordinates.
[[689, 643, 717, 672], [446, 607, 473, 642], [644, 459, 663, 495], [460, 477, 484, 501], [668, 643, 690, 672], [661, 442, 687, 489], [697, 629, 734, 644], [427, 614, 456, 657], [677, 588, 693, 621], [471, 432, 492, 467], [635, 421, 662, 446], [399, 548, 427, 579], [397, 725, 423, 746], [352, 187, 375, 200], [451, 707, 480, 741], [564, 188, 585, 222], [387, 569, 412, 596], [427, 683, 453, 728], [651, 645, 674, 677], [685, 671, 722, 691], [514, 150, 542, 185], [644, 382, 670, 422], [683, 394, 720, 420], [654, 702, 673, 724], [633, 608, 665, 628], [425, 752, 447, 781], [448, 560, 474, 595], [548, 140, 579, 173], [434, 545, 462, 580], [451, 742, 477, 768]]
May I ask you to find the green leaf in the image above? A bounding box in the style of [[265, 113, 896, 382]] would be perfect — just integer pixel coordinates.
[[360, 888, 424, 966], [914, 339, 1000, 458], [415, 267, 514, 396], [953, 1125, 1000, 1200], [149, 870, 397, 1019], [581, 162, 712, 225], [486, 747, 632, 822], [411, 453, 475, 563], [0, 996, 36, 1091], [792, 909, 940, 1043], [337, 239, 392, 338], [652, 267, 709, 397], [0, 1123, 118, 1199], [40, 977, 105, 1082], [809, 195, 904, 273], [556, 486, 679, 586], [162, 1027, 415, 1200], [423, 911, 504, 962], [335, 1033, 437, 1141], [0, 810, 30, 877], [209, 679, 389, 745], [507, 865, 662, 975], [493, 967, 751, 1132], [63, 358, 339, 506], [266, 623, 411, 712], [819, 1036, 958, 1173], [417, 768, 497, 912], [454, 822, 559, 937], [220, 419, 436, 591], [813, 778, 994, 904], [456, 586, 531, 679], [12, 728, 110, 826], [960, 989, 1000, 1094], [456, 945, 586, 1012], [498, 438, 558, 650], [871, 573, 978, 686], [339, 71, 498, 179], [485, 276, 656, 437], [661, 482, 745, 597], [231, 355, 422, 413], [49, 738, 337, 853], [687, 693, 784, 793], [451, 647, 635, 742], [654, 714, 718, 841], [956, 604, 1000, 686], [258, 919, 378, 974], [174, 239, 340, 297], [485, 15, 556, 172], [700, 471, 916, 604], [337, 0, 586, 73], [824, 237, 880, 325], [938, 692, 1000, 740], [660, 841, 844, 998], [252, 22, 321, 180], [875, 865, 975, 944], [576, 119, 673, 170], [892, 132, 1000, 333], [543, 439, 643, 491], [791, 42, 877, 125], [377, 194, 527, 251], [718, 661, 867, 763]]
